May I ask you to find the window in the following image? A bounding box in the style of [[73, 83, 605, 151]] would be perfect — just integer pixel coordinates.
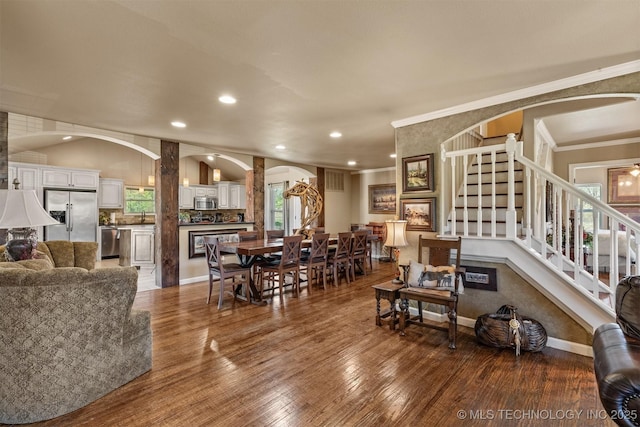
[[576, 183, 601, 233], [124, 187, 155, 214], [268, 182, 287, 230]]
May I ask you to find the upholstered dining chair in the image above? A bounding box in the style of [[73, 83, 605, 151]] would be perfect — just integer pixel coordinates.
[[300, 232, 330, 292], [399, 236, 464, 349], [326, 232, 352, 286], [259, 235, 304, 298], [204, 236, 252, 309]]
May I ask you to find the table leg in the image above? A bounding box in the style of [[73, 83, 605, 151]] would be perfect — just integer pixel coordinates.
[[375, 292, 382, 326]]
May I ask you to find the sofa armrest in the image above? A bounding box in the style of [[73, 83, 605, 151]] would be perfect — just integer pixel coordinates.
[[593, 323, 640, 426]]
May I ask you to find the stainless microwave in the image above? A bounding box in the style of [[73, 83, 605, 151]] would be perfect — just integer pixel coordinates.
[[194, 196, 216, 210]]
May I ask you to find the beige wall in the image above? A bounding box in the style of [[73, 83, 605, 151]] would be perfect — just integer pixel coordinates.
[[350, 168, 397, 225], [554, 143, 640, 181]]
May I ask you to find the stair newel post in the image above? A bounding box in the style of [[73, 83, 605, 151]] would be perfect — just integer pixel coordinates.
[[505, 133, 518, 239], [524, 163, 533, 248], [476, 153, 483, 237], [491, 150, 497, 238], [462, 154, 469, 236], [450, 155, 457, 237], [440, 144, 448, 235]]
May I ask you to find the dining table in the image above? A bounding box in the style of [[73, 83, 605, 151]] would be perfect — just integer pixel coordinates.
[[218, 234, 379, 302]]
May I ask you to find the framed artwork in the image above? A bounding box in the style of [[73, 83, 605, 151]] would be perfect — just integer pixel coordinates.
[[188, 229, 245, 258], [613, 205, 640, 230], [368, 184, 396, 214], [402, 154, 434, 193], [461, 265, 498, 291], [401, 198, 435, 231], [608, 167, 640, 204]]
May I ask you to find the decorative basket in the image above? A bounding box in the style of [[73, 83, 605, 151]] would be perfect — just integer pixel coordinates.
[[474, 305, 547, 353]]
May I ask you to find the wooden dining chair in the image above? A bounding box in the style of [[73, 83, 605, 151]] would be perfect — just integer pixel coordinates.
[[399, 236, 464, 349], [238, 230, 259, 241], [326, 232, 352, 286], [266, 229, 285, 239], [204, 236, 252, 309], [300, 232, 330, 292], [350, 230, 369, 279], [259, 235, 304, 298]]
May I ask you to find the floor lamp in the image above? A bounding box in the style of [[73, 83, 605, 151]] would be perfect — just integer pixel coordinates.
[[0, 190, 59, 261], [384, 219, 408, 283]]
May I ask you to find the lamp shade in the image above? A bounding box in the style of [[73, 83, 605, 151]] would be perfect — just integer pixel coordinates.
[[0, 190, 59, 228], [213, 168, 221, 182], [384, 220, 409, 248]]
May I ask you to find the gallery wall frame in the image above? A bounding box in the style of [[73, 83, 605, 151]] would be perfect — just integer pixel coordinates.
[[608, 167, 640, 204], [402, 153, 434, 193], [368, 183, 396, 214], [400, 197, 436, 231]]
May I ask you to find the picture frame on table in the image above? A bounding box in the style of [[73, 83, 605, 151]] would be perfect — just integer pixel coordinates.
[[401, 198, 436, 231], [402, 153, 434, 193], [608, 167, 640, 204], [368, 184, 396, 214]]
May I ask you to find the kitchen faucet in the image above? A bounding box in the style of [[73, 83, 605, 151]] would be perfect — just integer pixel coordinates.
[[141, 210, 146, 223]]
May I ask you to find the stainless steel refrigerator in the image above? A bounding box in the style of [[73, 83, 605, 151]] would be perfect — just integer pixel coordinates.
[[44, 189, 98, 242]]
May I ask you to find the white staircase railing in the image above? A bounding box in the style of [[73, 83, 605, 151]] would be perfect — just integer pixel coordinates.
[[440, 133, 639, 307]]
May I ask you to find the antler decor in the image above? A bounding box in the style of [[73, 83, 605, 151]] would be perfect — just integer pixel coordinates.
[[284, 181, 323, 239]]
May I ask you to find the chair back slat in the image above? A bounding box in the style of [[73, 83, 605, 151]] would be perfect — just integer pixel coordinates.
[[352, 230, 367, 254], [335, 232, 352, 258], [417, 235, 462, 268], [238, 230, 259, 241], [281, 235, 303, 265], [204, 236, 222, 269], [266, 229, 285, 239], [309, 233, 330, 260]]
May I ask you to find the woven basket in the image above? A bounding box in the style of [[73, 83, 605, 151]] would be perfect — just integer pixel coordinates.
[[474, 305, 547, 352]]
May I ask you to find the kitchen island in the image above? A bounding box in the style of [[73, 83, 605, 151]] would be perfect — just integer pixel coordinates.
[[179, 222, 254, 283]]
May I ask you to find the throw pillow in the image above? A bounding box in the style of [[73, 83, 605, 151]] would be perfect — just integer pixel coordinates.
[[407, 260, 425, 286]]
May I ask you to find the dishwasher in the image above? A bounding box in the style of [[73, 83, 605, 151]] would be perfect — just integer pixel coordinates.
[[101, 226, 120, 259]]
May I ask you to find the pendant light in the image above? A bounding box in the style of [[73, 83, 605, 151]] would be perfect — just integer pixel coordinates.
[[183, 157, 189, 187], [630, 163, 640, 177], [138, 152, 144, 193], [148, 157, 155, 186], [212, 154, 221, 182]]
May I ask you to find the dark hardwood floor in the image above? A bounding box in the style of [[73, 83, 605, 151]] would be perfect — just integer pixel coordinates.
[[21, 261, 613, 426]]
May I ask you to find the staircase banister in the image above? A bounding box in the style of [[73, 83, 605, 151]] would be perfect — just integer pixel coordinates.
[[441, 142, 507, 159], [514, 143, 639, 232]]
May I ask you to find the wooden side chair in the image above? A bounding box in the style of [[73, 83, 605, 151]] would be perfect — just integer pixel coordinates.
[[300, 232, 330, 292], [350, 230, 369, 279], [399, 236, 464, 349], [326, 232, 352, 286], [204, 236, 252, 309], [238, 230, 259, 241], [259, 235, 304, 298], [266, 229, 285, 239]]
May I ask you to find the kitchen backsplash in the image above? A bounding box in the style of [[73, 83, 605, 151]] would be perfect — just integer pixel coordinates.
[[99, 209, 246, 225]]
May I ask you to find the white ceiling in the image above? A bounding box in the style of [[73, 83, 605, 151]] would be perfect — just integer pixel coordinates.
[[1, 1, 639, 171]]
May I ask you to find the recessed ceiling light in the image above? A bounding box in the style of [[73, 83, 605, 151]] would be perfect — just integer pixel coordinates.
[[330, 131, 342, 138], [207, 155, 214, 161], [390, 153, 397, 158], [347, 160, 356, 166], [171, 121, 186, 128], [62, 136, 72, 141], [275, 145, 286, 150], [219, 95, 237, 104]]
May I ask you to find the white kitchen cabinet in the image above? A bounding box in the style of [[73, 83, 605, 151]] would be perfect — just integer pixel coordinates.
[[216, 182, 230, 208], [230, 183, 246, 209], [98, 178, 124, 208], [8, 164, 40, 191], [179, 185, 195, 209], [194, 185, 218, 198], [119, 227, 155, 266], [42, 168, 99, 189]]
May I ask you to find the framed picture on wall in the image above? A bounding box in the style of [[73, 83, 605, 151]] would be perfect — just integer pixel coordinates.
[[608, 167, 640, 204], [402, 153, 434, 193], [368, 184, 396, 214], [401, 198, 436, 231]]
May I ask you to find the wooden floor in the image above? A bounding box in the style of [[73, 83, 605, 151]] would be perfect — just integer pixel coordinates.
[[23, 261, 613, 427]]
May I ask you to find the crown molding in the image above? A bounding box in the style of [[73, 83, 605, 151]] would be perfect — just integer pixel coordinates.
[[554, 136, 640, 152], [391, 60, 640, 129]]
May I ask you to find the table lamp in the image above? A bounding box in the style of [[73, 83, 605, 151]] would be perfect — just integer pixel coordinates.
[[384, 219, 408, 283], [0, 189, 59, 261]]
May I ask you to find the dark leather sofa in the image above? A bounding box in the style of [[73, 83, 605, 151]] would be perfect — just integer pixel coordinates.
[[593, 275, 640, 427]]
